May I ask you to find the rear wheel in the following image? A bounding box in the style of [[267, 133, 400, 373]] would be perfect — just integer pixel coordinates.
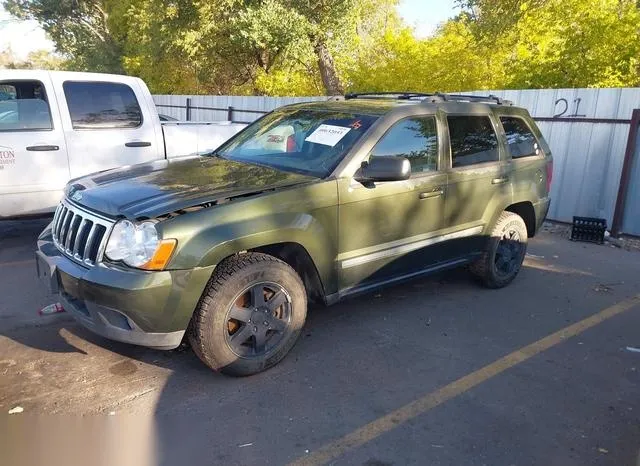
[[189, 253, 307, 376], [470, 211, 528, 289]]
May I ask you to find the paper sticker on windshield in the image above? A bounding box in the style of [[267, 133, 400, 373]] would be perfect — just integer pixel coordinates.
[[305, 125, 351, 147]]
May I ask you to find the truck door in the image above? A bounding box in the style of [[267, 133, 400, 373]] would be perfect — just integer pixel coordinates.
[[0, 71, 70, 216], [51, 76, 163, 179]]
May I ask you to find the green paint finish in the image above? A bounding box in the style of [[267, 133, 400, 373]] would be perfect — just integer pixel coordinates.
[[36, 97, 552, 344]]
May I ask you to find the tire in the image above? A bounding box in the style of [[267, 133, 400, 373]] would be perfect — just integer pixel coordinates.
[[188, 252, 307, 376], [470, 211, 528, 289]]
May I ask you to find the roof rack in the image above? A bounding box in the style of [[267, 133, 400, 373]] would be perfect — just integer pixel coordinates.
[[429, 93, 513, 106], [344, 92, 436, 100], [343, 91, 512, 106]]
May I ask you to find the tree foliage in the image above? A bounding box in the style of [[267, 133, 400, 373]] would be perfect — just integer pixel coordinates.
[[0, 48, 65, 69], [3, 0, 640, 94], [5, 0, 123, 72]]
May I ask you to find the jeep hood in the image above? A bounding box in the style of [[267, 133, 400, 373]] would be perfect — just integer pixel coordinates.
[[66, 156, 317, 218]]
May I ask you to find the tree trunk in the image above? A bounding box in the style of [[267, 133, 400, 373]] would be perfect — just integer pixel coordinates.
[[314, 41, 344, 96]]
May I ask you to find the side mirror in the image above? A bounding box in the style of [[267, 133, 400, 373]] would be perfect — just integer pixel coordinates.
[[355, 156, 411, 183]]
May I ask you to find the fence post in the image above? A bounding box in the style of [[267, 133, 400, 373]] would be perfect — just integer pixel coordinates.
[[227, 106, 234, 122], [611, 108, 640, 237], [186, 98, 192, 121]]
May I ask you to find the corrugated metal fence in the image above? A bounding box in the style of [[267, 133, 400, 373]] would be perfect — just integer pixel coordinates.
[[153, 89, 640, 236], [153, 95, 324, 123]]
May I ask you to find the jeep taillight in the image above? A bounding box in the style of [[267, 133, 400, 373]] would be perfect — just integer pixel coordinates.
[[546, 161, 553, 193]]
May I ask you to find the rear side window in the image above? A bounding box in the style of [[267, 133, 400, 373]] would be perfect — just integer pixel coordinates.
[[500, 117, 540, 158], [0, 80, 53, 131], [370, 117, 439, 173], [63, 81, 142, 129], [447, 116, 499, 167]]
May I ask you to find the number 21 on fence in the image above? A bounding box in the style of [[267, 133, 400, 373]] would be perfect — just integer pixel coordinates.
[[553, 98, 586, 118]]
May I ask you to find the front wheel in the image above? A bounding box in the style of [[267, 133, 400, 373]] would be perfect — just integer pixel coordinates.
[[470, 211, 528, 289], [189, 253, 307, 376]]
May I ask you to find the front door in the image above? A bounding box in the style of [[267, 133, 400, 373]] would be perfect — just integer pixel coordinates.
[[338, 115, 447, 293], [0, 72, 70, 216]]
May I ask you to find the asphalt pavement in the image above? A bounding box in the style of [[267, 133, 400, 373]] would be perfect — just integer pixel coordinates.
[[1, 217, 639, 466]]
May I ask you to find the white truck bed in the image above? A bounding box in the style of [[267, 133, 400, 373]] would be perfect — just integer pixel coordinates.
[[0, 70, 247, 218], [162, 121, 246, 158]]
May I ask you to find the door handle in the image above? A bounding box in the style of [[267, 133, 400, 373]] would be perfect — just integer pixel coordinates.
[[491, 177, 509, 185], [125, 141, 152, 148], [419, 189, 444, 200], [26, 145, 59, 151]]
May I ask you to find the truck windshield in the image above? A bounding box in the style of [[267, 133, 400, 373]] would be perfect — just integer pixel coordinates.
[[213, 109, 378, 178]]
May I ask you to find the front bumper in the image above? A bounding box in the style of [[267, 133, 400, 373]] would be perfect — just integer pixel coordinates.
[[36, 225, 215, 350]]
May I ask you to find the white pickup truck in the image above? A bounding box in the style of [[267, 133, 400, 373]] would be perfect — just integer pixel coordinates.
[[0, 70, 246, 218]]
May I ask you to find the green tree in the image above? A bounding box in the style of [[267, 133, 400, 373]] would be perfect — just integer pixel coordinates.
[[4, 0, 123, 72], [506, 0, 640, 88], [0, 47, 65, 69], [346, 18, 501, 93], [456, 0, 640, 88]]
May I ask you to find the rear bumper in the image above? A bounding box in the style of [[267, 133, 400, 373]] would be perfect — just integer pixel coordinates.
[[35, 225, 215, 350], [534, 198, 551, 234]]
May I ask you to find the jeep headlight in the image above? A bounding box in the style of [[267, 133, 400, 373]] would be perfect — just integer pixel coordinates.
[[105, 220, 176, 270]]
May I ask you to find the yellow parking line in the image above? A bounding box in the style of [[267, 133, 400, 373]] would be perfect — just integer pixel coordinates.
[[0, 259, 34, 268], [289, 294, 640, 466]]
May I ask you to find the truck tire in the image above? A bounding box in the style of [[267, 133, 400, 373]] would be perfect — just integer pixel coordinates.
[[188, 252, 307, 376], [470, 211, 528, 289]]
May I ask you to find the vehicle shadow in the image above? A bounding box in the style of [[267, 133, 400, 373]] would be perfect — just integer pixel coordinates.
[[2, 263, 477, 464], [83, 267, 476, 465]]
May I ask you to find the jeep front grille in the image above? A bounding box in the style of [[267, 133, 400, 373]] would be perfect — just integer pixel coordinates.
[[52, 199, 113, 266]]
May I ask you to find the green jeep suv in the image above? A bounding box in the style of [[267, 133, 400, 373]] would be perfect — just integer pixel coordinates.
[[36, 93, 553, 376]]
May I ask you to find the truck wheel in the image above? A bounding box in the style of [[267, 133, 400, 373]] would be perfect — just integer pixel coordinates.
[[189, 252, 307, 376], [470, 211, 528, 289]]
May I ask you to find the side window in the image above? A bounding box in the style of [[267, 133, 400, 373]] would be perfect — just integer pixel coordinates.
[[63, 81, 142, 130], [0, 80, 53, 131], [500, 117, 540, 159], [370, 117, 439, 173], [447, 115, 499, 168]]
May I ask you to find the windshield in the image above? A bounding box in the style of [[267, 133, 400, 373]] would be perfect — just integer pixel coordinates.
[[213, 108, 378, 178]]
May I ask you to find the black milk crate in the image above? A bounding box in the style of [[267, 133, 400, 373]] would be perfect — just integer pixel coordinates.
[[570, 216, 607, 244]]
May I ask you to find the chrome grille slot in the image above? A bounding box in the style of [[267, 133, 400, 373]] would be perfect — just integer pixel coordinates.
[[72, 219, 91, 257], [51, 199, 113, 266], [65, 215, 82, 252], [53, 205, 67, 239]]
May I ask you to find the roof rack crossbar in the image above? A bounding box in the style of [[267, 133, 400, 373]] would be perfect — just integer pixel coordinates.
[[434, 93, 512, 105], [344, 92, 437, 100]]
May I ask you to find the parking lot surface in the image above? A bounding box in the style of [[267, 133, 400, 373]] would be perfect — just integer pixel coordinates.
[[1, 218, 639, 466]]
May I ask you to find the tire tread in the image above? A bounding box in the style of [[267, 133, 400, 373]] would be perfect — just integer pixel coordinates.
[[470, 211, 527, 289], [188, 252, 301, 374]]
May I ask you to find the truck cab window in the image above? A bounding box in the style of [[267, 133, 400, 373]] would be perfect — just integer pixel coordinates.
[[63, 81, 143, 130], [0, 81, 53, 131]]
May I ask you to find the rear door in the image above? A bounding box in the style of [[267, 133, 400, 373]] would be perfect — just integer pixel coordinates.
[[51, 75, 164, 179], [0, 71, 70, 216], [442, 112, 510, 256]]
